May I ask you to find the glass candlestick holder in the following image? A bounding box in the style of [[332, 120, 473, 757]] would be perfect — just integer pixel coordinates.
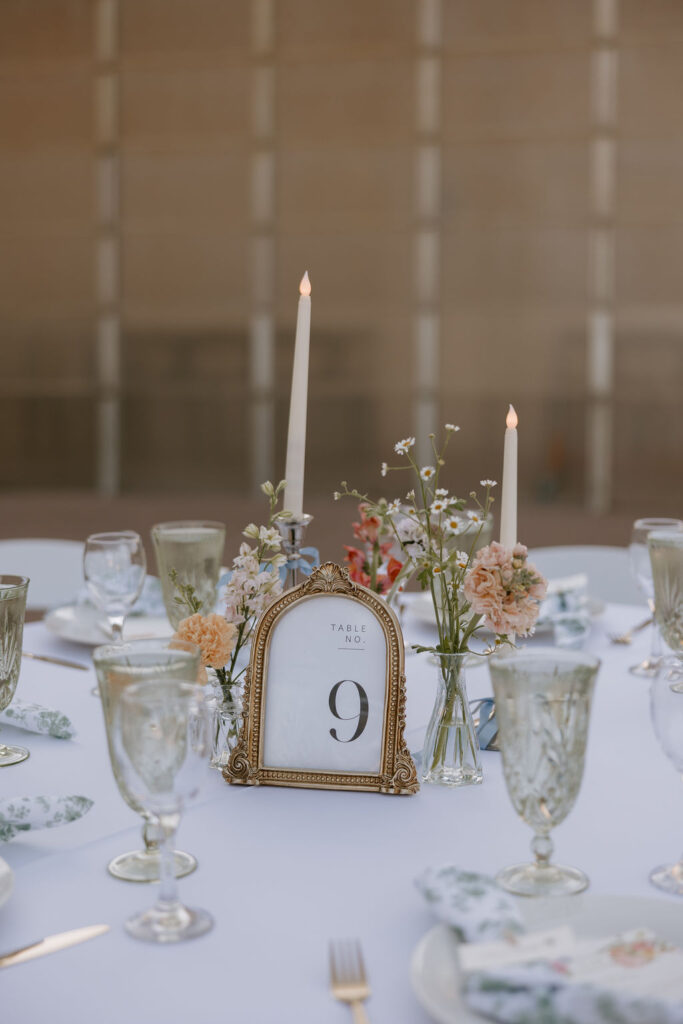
[[277, 514, 314, 590]]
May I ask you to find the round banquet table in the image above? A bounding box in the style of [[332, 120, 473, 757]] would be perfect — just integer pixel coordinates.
[[1, 602, 680, 1023]]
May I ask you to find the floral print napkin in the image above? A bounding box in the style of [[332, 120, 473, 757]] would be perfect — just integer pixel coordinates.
[[415, 866, 524, 943], [0, 796, 93, 842], [0, 700, 75, 739]]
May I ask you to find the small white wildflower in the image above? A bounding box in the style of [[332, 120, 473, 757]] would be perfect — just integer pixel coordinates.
[[243, 523, 260, 540], [435, 487, 449, 498], [430, 499, 446, 515], [406, 489, 416, 502], [432, 565, 443, 575], [420, 465, 436, 481], [394, 437, 416, 455], [467, 510, 483, 524], [333, 491, 340, 500], [444, 516, 462, 535], [386, 499, 400, 515], [380, 462, 388, 477], [454, 550, 469, 569], [445, 423, 460, 432], [480, 479, 497, 488]]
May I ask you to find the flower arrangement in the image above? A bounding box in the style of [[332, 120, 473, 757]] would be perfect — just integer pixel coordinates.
[[343, 503, 403, 594], [337, 426, 546, 656], [337, 425, 547, 787]]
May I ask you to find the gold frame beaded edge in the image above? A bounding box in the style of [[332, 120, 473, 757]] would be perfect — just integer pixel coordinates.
[[223, 562, 419, 795]]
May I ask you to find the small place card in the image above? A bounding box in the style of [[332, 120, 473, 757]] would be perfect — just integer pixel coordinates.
[[459, 926, 577, 972]]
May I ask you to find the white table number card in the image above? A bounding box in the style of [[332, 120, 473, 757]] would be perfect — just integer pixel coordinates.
[[225, 563, 419, 795]]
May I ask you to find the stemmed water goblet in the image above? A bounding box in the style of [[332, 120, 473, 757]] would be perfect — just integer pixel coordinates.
[[93, 638, 202, 882], [0, 575, 30, 766], [84, 531, 147, 642], [112, 679, 213, 943], [628, 518, 683, 677], [490, 647, 600, 897], [151, 521, 225, 630]]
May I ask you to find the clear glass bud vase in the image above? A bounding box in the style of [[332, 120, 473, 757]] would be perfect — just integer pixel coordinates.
[[209, 695, 243, 770], [420, 652, 483, 787]]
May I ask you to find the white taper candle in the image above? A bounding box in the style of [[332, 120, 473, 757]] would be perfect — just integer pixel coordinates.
[[283, 272, 312, 517], [500, 404, 518, 549]]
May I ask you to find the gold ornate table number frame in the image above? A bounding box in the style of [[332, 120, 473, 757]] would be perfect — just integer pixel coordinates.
[[224, 563, 419, 795]]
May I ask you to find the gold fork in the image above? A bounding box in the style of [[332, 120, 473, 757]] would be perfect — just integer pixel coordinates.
[[608, 615, 652, 645], [329, 939, 371, 1023]]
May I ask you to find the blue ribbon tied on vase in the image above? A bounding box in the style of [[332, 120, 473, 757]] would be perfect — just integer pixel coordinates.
[[470, 698, 499, 751]]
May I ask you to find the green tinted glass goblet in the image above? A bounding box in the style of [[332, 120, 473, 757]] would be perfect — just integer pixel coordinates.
[[0, 575, 30, 767]]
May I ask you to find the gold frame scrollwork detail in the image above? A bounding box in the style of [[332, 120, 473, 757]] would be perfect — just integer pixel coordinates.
[[223, 562, 419, 795]]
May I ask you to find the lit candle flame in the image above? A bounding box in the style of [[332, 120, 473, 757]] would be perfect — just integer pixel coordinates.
[[299, 271, 311, 297], [506, 404, 518, 430]]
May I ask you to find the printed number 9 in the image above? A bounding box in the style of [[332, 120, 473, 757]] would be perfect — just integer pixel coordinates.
[[328, 679, 369, 743]]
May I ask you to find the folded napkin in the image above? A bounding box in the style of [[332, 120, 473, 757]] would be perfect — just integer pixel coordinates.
[[0, 796, 93, 842], [464, 931, 683, 1024], [417, 869, 683, 1024], [1, 700, 75, 739], [415, 866, 524, 943]]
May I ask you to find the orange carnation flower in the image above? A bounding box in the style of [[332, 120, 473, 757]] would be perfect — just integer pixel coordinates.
[[173, 613, 237, 669]]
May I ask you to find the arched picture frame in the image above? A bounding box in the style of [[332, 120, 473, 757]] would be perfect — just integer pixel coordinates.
[[224, 563, 419, 795]]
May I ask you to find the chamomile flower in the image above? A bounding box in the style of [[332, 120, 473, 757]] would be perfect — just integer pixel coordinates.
[[444, 516, 462, 535], [445, 423, 460, 432], [467, 510, 483, 525], [394, 437, 415, 455], [420, 465, 436, 481], [381, 462, 388, 477], [480, 479, 497, 488], [454, 550, 469, 569], [435, 487, 449, 498], [432, 565, 443, 575], [430, 499, 447, 515], [387, 499, 401, 515], [406, 489, 416, 502]]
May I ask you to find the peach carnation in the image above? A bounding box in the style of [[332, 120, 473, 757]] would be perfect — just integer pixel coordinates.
[[173, 612, 237, 669], [463, 541, 547, 637]]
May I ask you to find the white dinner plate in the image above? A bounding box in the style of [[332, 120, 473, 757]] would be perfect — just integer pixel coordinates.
[[44, 605, 172, 647], [410, 893, 683, 1024], [0, 857, 14, 909]]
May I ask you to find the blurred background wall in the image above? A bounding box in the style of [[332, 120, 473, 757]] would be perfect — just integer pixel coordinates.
[[1, 0, 681, 547]]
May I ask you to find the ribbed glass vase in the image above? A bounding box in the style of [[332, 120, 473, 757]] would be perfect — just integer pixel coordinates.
[[420, 652, 483, 787]]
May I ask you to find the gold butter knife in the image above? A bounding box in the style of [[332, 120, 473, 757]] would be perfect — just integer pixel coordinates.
[[0, 924, 109, 968], [22, 652, 89, 671]]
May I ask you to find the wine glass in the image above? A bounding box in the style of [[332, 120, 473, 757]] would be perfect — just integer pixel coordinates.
[[93, 638, 202, 882], [0, 575, 30, 766], [84, 531, 147, 642], [489, 647, 600, 897], [112, 679, 212, 943], [649, 668, 683, 894], [628, 518, 683, 677], [151, 521, 225, 629], [649, 531, 683, 684]]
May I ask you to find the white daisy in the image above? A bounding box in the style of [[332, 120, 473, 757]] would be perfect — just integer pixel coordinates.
[[387, 499, 401, 515], [430, 499, 446, 515], [444, 516, 462, 535], [445, 423, 460, 432], [435, 487, 449, 498], [394, 437, 416, 455], [467, 510, 483, 524], [432, 565, 443, 575], [406, 489, 416, 502], [454, 550, 469, 569], [420, 465, 436, 481], [480, 479, 497, 488], [381, 462, 388, 477]]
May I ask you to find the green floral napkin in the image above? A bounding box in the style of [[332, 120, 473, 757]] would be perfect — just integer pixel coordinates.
[[0, 796, 93, 842], [1, 700, 75, 739], [415, 866, 524, 943]]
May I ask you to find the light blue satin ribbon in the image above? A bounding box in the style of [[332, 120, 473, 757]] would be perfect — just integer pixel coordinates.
[[471, 698, 499, 750], [279, 546, 319, 585]]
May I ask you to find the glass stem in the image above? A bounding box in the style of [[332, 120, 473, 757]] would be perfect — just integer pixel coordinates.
[[109, 614, 125, 643], [532, 832, 553, 871], [648, 604, 662, 662], [157, 816, 180, 909], [142, 817, 163, 854]]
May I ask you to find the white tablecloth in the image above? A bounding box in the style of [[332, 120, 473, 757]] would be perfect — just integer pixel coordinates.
[[2, 604, 678, 1022]]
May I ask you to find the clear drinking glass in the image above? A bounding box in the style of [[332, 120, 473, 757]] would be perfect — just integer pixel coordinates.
[[93, 638, 202, 882], [649, 531, 683, 685], [490, 647, 600, 897], [628, 518, 683, 677], [112, 679, 213, 943], [151, 521, 225, 629], [84, 531, 147, 642], [0, 575, 30, 767], [649, 669, 683, 894]]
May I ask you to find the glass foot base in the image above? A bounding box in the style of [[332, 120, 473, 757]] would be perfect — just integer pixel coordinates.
[[420, 764, 483, 787], [108, 849, 197, 883], [650, 863, 683, 896], [125, 903, 214, 944], [628, 658, 661, 678], [497, 861, 589, 897], [0, 744, 30, 766]]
